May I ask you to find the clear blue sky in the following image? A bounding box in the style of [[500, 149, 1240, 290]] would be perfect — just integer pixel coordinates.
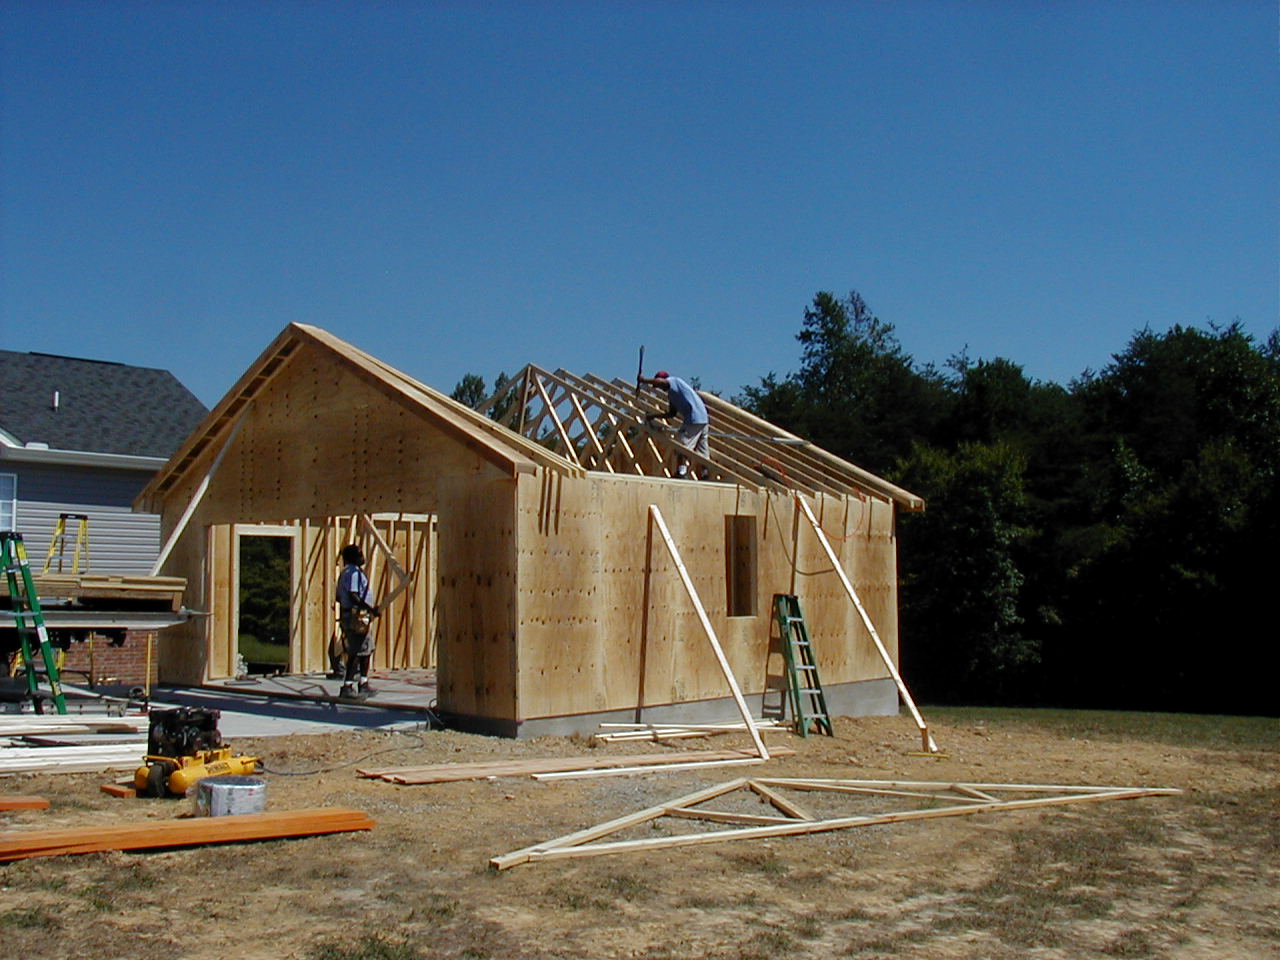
[[2, 1, 1276, 409]]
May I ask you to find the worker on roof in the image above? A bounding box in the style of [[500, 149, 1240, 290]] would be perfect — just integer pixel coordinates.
[[639, 370, 710, 480]]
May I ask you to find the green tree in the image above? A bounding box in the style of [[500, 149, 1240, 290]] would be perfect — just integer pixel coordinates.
[[1047, 323, 1280, 712], [450, 373, 488, 409], [894, 440, 1039, 703], [738, 291, 949, 474]]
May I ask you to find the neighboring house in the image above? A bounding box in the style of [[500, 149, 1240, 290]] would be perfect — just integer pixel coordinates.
[[139, 324, 927, 737], [0, 350, 208, 574]]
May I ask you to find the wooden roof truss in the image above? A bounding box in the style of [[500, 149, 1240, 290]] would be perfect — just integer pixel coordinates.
[[479, 365, 924, 508]]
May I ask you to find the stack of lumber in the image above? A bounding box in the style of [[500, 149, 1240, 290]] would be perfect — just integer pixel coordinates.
[[3, 573, 187, 610], [0, 743, 143, 775], [0, 715, 148, 738], [0, 807, 375, 861], [593, 720, 788, 743], [359, 747, 795, 785], [0, 716, 148, 775]]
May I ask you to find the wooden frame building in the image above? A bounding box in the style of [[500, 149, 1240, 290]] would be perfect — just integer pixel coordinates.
[[136, 324, 925, 736]]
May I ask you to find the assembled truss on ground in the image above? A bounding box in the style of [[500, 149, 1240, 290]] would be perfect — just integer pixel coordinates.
[[490, 777, 1181, 869], [479, 365, 923, 506]]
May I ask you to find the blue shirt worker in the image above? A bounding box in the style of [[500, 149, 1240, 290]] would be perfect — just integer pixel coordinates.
[[639, 370, 710, 479], [336, 543, 379, 699]]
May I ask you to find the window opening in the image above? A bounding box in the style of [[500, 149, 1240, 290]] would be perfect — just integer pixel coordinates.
[[0, 474, 15, 531], [725, 514, 758, 617]]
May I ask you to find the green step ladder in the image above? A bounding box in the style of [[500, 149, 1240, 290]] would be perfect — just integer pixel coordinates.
[[773, 594, 832, 737], [2, 532, 67, 714]]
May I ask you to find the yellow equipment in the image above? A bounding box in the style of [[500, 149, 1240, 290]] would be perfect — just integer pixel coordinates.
[[133, 707, 260, 798]]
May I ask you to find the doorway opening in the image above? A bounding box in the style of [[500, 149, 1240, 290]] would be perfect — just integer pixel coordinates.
[[237, 533, 293, 675]]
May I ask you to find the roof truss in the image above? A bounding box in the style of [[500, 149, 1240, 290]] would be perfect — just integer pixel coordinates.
[[479, 365, 924, 508]]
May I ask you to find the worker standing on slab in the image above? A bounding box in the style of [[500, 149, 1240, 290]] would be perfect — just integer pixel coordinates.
[[337, 544, 379, 699], [639, 371, 710, 480]]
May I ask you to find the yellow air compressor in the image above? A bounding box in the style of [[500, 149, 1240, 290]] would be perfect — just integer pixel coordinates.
[[135, 706, 260, 798]]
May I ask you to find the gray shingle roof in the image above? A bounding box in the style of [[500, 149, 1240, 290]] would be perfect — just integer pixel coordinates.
[[0, 350, 208, 458]]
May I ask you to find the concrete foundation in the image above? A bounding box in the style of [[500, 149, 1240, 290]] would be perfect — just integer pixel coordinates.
[[445, 677, 901, 739]]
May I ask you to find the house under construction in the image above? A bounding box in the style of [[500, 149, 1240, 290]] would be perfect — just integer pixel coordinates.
[[136, 324, 925, 737]]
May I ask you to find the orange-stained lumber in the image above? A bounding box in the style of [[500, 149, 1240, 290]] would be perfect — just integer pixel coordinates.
[[0, 796, 50, 811], [0, 806, 374, 862]]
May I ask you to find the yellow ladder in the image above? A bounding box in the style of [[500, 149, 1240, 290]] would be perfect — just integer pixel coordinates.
[[43, 513, 89, 574]]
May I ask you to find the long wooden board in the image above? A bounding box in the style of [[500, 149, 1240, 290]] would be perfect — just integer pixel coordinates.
[[359, 747, 795, 784], [0, 807, 374, 861], [0, 796, 50, 811]]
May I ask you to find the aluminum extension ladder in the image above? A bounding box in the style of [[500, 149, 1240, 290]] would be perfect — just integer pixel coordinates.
[[773, 593, 832, 737], [2, 532, 67, 713]]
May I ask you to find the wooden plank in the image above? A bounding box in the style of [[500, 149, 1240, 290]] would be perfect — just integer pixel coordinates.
[[648, 505, 769, 759], [360, 748, 793, 784], [664, 806, 797, 826], [0, 796, 50, 811], [0, 717, 148, 736], [0, 807, 374, 861], [532, 757, 766, 781], [747, 780, 815, 821], [763, 778, 1183, 794]]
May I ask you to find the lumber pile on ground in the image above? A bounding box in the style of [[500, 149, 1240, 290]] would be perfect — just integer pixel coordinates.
[[592, 720, 788, 743], [0, 743, 142, 775], [359, 747, 795, 785], [0, 715, 148, 738], [12, 573, 187, 610], [0, 807, 375, 861]]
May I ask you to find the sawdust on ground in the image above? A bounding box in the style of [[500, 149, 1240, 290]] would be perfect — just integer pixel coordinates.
[[1, 707, 1276, 960]]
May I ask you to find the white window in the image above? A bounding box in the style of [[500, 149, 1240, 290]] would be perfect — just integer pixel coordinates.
[[0, 474, 14, 531]]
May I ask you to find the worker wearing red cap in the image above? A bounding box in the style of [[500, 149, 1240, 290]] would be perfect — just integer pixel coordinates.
[[638, 370, 710, 479]]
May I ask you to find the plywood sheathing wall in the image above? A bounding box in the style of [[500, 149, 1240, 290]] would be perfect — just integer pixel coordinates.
[[514, 470, 898, 722], [152, 339, 518, 688]]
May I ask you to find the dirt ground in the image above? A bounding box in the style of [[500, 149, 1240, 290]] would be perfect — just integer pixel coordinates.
[[1, 706, 1276, 960]]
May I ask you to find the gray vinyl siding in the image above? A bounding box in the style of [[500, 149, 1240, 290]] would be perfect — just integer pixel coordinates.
[[9, 463, 161, 575]]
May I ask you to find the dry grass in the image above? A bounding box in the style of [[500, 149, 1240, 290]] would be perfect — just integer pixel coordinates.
[[0, 707, 1274, 959]]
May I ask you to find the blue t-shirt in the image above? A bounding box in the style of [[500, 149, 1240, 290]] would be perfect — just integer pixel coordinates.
[[337, 564, 370, 610], [666, 377, 708, 425]]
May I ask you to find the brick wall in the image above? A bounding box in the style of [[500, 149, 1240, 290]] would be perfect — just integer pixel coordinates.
[[60, 631, 159, 689]]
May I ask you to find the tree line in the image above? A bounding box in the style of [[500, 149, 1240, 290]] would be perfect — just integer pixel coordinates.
[[739, 291, 1279, 715]]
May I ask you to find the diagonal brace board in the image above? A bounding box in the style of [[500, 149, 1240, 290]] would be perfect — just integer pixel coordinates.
[[795, 494, 938, 753], [647, 505, 769, 759]]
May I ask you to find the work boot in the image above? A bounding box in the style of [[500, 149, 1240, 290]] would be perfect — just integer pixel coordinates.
[[358, 681, 374, 697], [339, 683, 356, 699]]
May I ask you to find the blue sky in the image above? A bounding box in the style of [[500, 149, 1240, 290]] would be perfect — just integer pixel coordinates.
[[2, 1, 1276, 409]]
